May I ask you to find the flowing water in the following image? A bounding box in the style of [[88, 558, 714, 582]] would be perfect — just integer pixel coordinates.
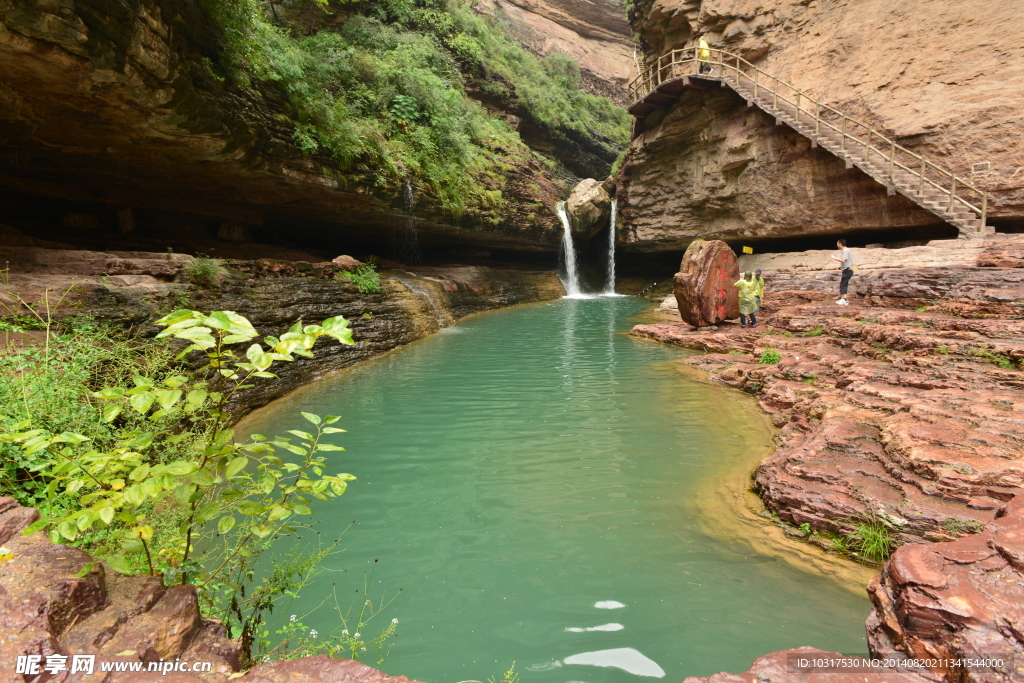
[[603, 200, 617, 295], [243, 298, 868, 683], [556, 202, 582, 297]]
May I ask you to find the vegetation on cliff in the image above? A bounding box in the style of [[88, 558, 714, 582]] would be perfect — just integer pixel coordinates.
[[203, 0, 630, 213]]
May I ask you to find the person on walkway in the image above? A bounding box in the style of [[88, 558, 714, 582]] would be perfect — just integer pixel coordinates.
[[829, 239, 854, 305], [734, 271, 758, 328], [698, 37, 712, 74], [753, 269, 765, 313]]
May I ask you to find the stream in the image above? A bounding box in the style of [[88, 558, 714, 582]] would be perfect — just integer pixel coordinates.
[[241, 297, 868, 682]]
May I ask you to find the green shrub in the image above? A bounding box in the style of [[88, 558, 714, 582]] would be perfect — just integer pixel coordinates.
[[339, 257, 383, 293], [187, 254, 224, 289], [942, 517, 984, 537], [759, 347, 781, 364], [804, 326, 824, 337]]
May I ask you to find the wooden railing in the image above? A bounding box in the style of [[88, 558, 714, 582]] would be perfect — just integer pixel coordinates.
[[628, 48, 989, 232]]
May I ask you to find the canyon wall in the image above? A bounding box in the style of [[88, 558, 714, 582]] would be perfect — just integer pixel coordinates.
[[475, 0, 634, 102], [0, 0, 626, 259], [619, 0, 1024, 251]]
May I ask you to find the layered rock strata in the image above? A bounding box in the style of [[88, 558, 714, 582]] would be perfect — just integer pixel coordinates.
[[0, 242, 564, 418], [0, 0, 568, 253], [0, 497, 423, 683], [620, 0, 1024, 251], [867, 495, 1024, 681], [633, 263, 1024, 548]]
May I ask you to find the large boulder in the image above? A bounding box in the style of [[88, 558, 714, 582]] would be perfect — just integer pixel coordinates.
[[566, 178, 611, 239], [673, 240, 739, 327]]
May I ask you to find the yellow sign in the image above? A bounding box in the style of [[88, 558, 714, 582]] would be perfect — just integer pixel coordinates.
[[742, 246, 753, 254]]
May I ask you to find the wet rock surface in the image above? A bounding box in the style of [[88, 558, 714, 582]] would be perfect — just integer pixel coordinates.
[[634, 265, 1024, 546], [565, 178, 612, 239], [0, 498, 422, 683], [0, 243, 564, 419], [673, 239, 739, 327], [866, 495, 1024, 682]]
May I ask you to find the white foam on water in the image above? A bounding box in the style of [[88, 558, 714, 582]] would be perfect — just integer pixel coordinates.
[[563, 648, 666, 678], [594, 600, 625, 609], [565, 623, 625, 633]]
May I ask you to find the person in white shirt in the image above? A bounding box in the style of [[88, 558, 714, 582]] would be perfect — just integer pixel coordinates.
[[829, 239, 854, 305]]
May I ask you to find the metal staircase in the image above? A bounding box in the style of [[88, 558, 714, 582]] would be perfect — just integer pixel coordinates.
[[627, 47, 991, 236]]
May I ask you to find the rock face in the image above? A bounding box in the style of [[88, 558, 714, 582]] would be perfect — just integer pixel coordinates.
[[619, 0, 1024, 251], [566, 178, 612, 238], [0, 498, 422, 683], [680, 647, 931, 683], [867, 494, 1024, 681], [474, 0, 634, 102], [0, 0, 570, 255], [0, 241, 565, 418], [672, 239, 739, 327], [634, 249, 1024, 549]]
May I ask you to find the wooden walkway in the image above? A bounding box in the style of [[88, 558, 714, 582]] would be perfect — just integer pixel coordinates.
[[627, 49, 991, 236]]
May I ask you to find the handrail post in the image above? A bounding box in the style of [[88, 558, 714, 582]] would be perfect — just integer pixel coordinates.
[[889, 140, 895, 182], [918, 158, 926, 196], [865, 128, 872, 159], [734, 56, 740, 84], [948, 174, 956, 213], [981, 193, 988, 232], [754, 68, 758, 99], [814, 102, 820, 139], [796, 91, 801, 122], [773, 76, 778, 108], [841, 116, 847, 153]]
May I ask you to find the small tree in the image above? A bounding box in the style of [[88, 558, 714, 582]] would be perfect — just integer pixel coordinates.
[[1, 309, 359, 652]]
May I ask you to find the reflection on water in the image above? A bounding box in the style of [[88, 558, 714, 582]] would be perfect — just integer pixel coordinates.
[[242, 298, 868, 683]]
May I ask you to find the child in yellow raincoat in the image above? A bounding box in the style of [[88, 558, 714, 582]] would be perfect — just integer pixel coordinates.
[[734, 272, 758, 328]]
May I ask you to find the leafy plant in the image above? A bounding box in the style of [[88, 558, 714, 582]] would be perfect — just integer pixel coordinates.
[[802, 372, 818, 385], [186, 254, 224, 289], [798, 522, 812, 534], [915, 305, 929, 312], [935, 345, 950, 355], [0, 309, 359, 653], [971, 347, 1016, 370], [339, 257, 383, 294], [759, 347, 781, 364], [804, 326, 824, 337]]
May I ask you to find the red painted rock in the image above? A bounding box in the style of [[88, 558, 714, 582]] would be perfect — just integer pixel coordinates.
[[673, 240, 739, 327]]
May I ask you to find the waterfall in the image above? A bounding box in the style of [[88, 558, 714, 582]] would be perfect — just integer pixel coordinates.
[[556, 201, 582, 297], [603, 199, 617, 295], [391, 178, 420, 265]]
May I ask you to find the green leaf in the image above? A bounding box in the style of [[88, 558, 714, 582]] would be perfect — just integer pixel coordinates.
[[164, 462, 198, 476], [196, 502, 220, 523], [98, 507, 115, 525], [129, 392, 157, 415], [94, 387, 126, 399], [292, 504, 312, 515], [315, 444, 345, 451], [267, 505, 291, 521], [154, 389, 183, 411], [105, 555, 133, 574], [224, 456, 248, 479], [156, 309, 198, 328], [217, 516, 237, 534], [237, 501, 266, 516], [184, 389, 208, 411], [323, 415, 341, 424], [330, 480, 349, 495], [257, 470, 276, 494], [287, 430, 315, 442], [21, 518, 48, 536], [301, 412, 321, 426], [322, 427, 346, 434]]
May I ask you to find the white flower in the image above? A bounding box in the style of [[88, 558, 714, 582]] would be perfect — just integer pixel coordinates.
[[309, 629, 318, 639], [391, 618, 399, 624], [342, 630, 349, 636], [354, 633, 361, 639], [289, 615, 297, 623]]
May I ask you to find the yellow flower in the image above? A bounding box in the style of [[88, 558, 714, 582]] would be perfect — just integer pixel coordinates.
[[0, 547, 14, 562]]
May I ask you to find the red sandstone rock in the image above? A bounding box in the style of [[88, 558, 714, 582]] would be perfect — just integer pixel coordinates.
[[867, 496, 1024, 682], [632, 277, 1024, 547], [673, 239, 740, 327], [240, 655, 424, 683]]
